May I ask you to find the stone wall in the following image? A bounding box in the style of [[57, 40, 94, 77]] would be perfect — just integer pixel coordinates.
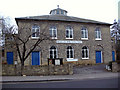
[[2, 63, 73, 76], [112, 62, 120, 72], [2, 65, 16, 76]]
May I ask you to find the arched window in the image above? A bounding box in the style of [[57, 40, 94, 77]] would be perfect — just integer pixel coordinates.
[[82, 46, 89, 59], [32, 24, 40, 38], [66, 26, 73, 39], [50, 46, 58, 58], [67, 46, 74, 58], [95, 27, 101, 40], [49, 26, 57, 39], [81, 26, 88, 39]]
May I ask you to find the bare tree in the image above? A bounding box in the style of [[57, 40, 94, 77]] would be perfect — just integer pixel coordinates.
[[6, 22, 52, 75], [111, 19, 120, 60], [111, 19, 120, 43], [0, 17, 18, 47], [0, 16, 18, 66]]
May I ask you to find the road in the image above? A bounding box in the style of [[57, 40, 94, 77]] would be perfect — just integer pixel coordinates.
[[2, 77, 118, 88]]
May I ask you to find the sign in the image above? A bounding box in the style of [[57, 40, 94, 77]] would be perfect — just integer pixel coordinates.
[[56, 40, 82, 44], [14, 61, 18, 65], [55, 60, 60, 65]]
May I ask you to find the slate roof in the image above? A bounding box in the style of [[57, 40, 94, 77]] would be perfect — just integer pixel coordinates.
[[15, 15, 111, 25]]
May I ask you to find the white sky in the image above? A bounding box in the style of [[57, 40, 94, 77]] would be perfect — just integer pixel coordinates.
[[0, 0, 119, 24]]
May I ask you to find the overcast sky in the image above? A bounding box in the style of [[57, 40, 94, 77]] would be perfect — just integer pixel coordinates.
[[0, 0, 119, 24]]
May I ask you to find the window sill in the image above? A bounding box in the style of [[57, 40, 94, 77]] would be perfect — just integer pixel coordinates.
[[31, 37, 40, 39], [82, 58, 89, 60], [81, 38, 88, 40], [51, 37, 57, 39], [95, 38, 102, 41], [67, 58, 74, 59], [67, 58, 78, 61], [66, 38, 73, 40]]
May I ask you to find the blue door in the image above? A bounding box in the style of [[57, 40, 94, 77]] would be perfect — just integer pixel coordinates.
[[7, 52, 13, 64], [112, 51, 115, 61], [32, 52, 40, 65], [96, 51, 102, 63]]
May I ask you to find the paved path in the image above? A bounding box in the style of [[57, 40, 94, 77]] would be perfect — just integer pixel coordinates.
[[73, 64, 107, 74]]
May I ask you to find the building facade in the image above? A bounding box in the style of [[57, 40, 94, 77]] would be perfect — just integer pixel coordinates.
[[5, 7, 113, 66]]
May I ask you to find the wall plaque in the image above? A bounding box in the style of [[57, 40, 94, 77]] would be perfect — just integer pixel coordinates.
[[56, 40, 82, 44]]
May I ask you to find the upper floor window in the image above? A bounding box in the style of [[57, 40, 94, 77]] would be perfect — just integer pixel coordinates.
[[81, 26, 88, 39], [82, 46, 89, 59], [32, 24, 40, 38], [50, 46, 58, 59], [49, 26, 57, 39], [95, 27, 101, 40], [66, 26, 73, 39], [67, 46, 74, 58]]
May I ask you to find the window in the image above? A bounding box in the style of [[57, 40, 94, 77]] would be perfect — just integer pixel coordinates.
[[61, 10, 63, 14], [66, 26, 73, 39], [57, 10, 59, 14], [7, 36, 13, 41], [49, 26, 57, 39], [82, 46, 89, 59], [81, 26, 88, 39], [95, 27, 101, 40], [50, 46, 58, 58], [67, 46, 74, 58], [32, 24, 40, 38]]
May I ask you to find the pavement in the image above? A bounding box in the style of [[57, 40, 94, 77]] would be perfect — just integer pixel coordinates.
[[1, 64, 120, 83]]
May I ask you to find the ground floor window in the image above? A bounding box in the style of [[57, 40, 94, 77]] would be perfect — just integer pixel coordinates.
[[50, 46, 58, 58], [67, 46, 74, 58], [82, 46, 89, 59]]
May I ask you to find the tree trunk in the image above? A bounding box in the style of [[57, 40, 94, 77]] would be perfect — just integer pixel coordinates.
[[21, 60, 24, 76]]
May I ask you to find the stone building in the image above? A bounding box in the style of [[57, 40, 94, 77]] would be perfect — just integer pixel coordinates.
[[5, 7, 115, 66]]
